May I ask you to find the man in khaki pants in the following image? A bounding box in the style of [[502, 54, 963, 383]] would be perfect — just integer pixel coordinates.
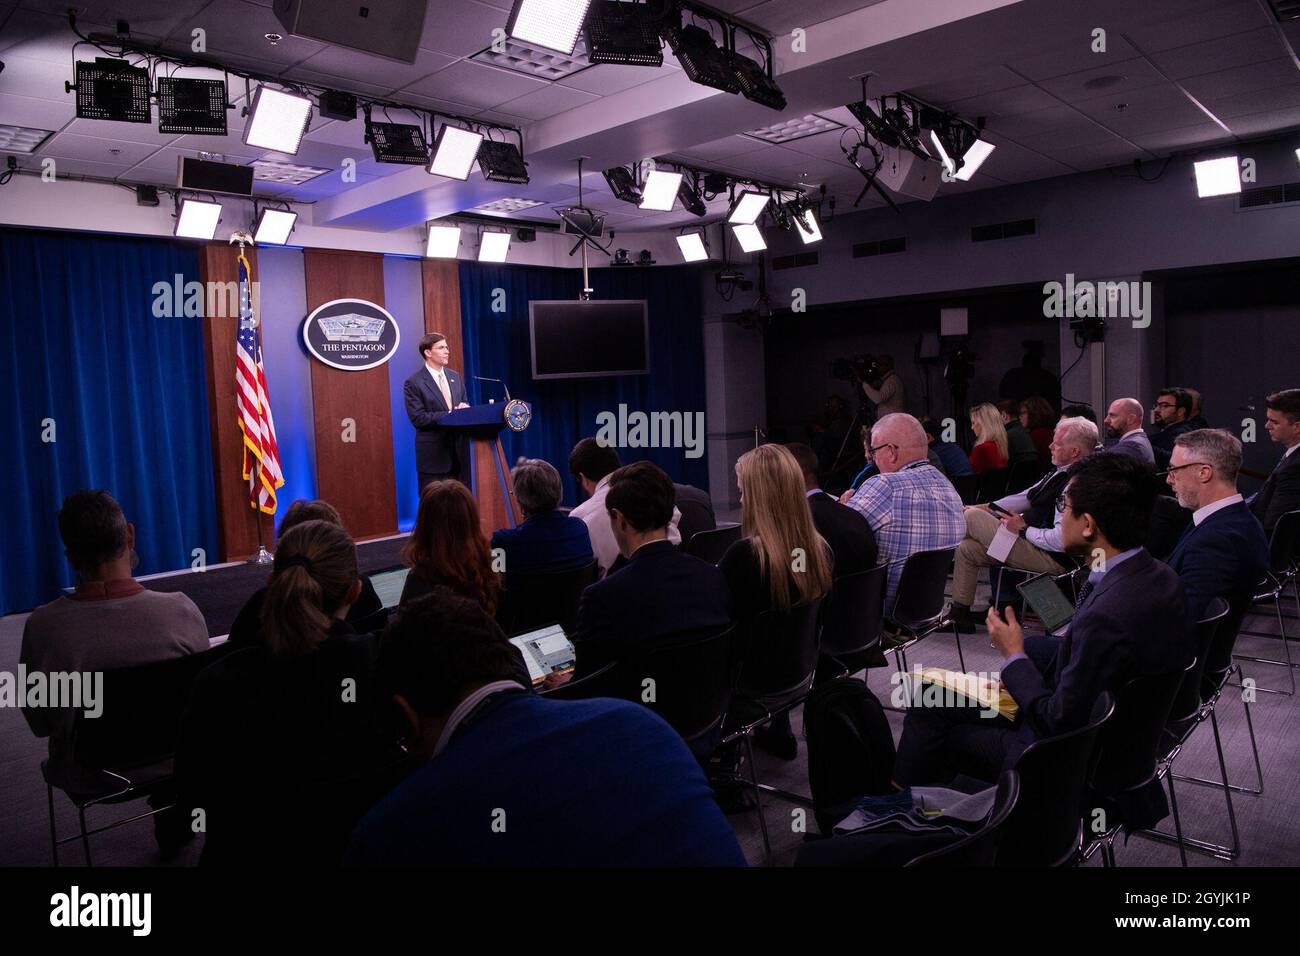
[[949, 416, 1099, 632]]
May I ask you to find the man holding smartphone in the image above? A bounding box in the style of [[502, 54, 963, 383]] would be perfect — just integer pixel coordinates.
[[949, 416, 1099, 632]]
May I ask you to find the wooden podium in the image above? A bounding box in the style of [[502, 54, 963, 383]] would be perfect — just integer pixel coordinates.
[[441, 402, 532, 537]]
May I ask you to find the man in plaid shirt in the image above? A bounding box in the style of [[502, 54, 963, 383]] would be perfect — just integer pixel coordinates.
[[842, 413, 965, 609]]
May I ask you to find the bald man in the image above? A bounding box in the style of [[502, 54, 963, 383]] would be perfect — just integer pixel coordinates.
[[1103, 398, 1154, 464]]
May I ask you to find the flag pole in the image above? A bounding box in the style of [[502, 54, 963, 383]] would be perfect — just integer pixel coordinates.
[[232, 229, 274, 566]]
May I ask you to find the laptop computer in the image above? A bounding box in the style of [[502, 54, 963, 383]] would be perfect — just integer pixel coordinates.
[[367, 566, 410, 610], [1016, 571, 1078, 634], [508, 623, 577, 687]]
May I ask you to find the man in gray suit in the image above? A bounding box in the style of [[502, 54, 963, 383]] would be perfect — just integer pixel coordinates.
[[1104, 398, 1154, 464]]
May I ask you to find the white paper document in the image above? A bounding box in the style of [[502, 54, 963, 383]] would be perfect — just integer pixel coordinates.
[[986, 525, 1019, 564]]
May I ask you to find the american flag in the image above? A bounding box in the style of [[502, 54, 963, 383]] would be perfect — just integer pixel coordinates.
[[235, 250, 284, 514]]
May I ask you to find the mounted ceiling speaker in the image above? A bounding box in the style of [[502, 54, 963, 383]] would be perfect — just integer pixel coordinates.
[[273, 0, 428, 64], [875, 143, 942, 202]]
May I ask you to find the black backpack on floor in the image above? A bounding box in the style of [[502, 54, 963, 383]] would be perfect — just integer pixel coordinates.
[[803, 677, 896, 833]]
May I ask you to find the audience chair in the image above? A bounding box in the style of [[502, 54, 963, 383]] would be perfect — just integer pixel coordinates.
[[537, 661, 621, 701], [1083, 667, 1188, 867], [1140, 600, 1244, 862], [718, 599, 824, 864], [904, 770, 1021, 867], [975, 467, 1010, 504], [995, 692, 1115, 867], [685, 523, 743, 564], [1145, 495, 1193, 562], [626, 625, 736, 760], [885, 548, 963, 678], [1234, 510, 1300, 695], [1005, 459, 1043, 495], [950, 473, 979, 506], [41, 643, 236, 866], [496, 560, 598, 636], [815, 564, 888, 683]]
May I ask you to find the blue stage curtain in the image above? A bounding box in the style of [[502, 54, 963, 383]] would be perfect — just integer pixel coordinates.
[[458, 261, 709, 508], [0, 227, 219, 615]]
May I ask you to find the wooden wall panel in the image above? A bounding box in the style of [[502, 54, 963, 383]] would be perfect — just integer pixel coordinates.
[[200, 243, 274, 561], [304, 249, 397, 538], [420, 258, 464, 365]]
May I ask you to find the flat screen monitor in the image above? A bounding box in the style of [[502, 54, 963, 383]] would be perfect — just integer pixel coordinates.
[[529, 299, 649, 379]]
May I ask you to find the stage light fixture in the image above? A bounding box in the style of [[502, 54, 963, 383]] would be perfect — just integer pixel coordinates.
[[640, 168, 683, 211], [506, 0, 593, 55], [664, 23, 741, 95], [479, 231, 512, 262], [426, 224, 462, 258], [732, 222, 766, 252], [677, 176, 708, 217], [478, 138, 530, 184], [928, 123, 995, 182], [585, 0, 664, 66], [953, 137, 995, 181], [175, 198, 223, 240], [368, 121, 429, 165], [1193, 156, 1241, 198], [728, 189, 770, 224], [254, 208, 297, 245], [243, 85, 312, 154], [604, 166, 643, 204], [427, 124, 482, 178], [795, 208, 822, 244], [724, 47, 786, 111], [676, 232, 709, 262], [71, 58, 152, 123], [157, 77, 228, 135]]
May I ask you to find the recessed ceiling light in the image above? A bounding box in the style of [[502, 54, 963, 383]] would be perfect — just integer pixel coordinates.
[[265, 33, 283, 42], [472, 32, 591, 80], [469, 197, 546, 215], [0, 125, 56, 153], [743, 113, 844, 144], [250, 160, 331, 185]]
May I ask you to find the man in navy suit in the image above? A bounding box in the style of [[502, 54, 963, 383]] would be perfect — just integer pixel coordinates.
[[566, 461, 732, 680], [1165, 429, 1270, 620], [1250, 388, 1300, 538], [1104, 398, 1155, 464], [894, 454, 1192, 787], [403, 333, 470, 491]]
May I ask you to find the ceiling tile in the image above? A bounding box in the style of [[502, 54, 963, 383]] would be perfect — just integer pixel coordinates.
[[493, 83, 598, 120], [291, 47, 458, 93], [417, 0, 508, 58], [1006, 34, 1140, 82], [1074, 83, 1210, 135], [558, 63, 670, 96], [943, 84, 1061, 119], [1037, 57, 1168, 105], [279, 69, 393, 99], [1147, 26, 1291, 80], [0, 52, 71, 101], [171, 0, 325, 68], [1182, 59, 1300, 103], [1118, 0, 1274, 54], [986, 106, 1099, 141], [1129, 122, 1234, 153], [1203, 81, 1300, 119], [38, 130, 161, 164], [399, 59, 549, 111], [1228, 105, 1300, 137], [675, 134, 775, 162], [909, 65, 1025, 105], [0, 90, 76, 130], [33, 157, 142, 178], [63, 115, 179, 146]]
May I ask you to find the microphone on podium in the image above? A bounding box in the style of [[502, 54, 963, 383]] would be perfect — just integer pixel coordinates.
[[472, 375, 511, 402]]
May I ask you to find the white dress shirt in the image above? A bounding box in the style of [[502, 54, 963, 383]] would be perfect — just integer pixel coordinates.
[[570, 474, 682, 576], [996, 467, 1066, 553], [1192, 493, 1243, 526], [426, 364, 453, 407]]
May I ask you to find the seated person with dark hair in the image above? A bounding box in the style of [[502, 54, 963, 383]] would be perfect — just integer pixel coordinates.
[[1251, 388, 1300, 537], [894, 454, 1192, 790], [490, 458, 593, 587], [998, 399, 1039, 465], [921, 417, 973, 479], [228, 498, 383, 647], [1148, 387, 1195, 469], [1059, 403, 1097, 425], [344, 587, 746, 866], [672, 481, 717, 547], [565, 461, 731, 681], [785, 441, 878, 576]]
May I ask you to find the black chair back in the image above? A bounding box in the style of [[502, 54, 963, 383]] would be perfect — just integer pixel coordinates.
[[72, 643, 237, 771], [1006, 459, 1042, 494], [1201, 591, 1254, 701], [890, 548, 955, 630], [496, 561, 598, 635], [905, 770, 1020, 867], [820, 565, 887, 658], [538, 662, 620, 700], [1146, 495, 1193, 562], [951, 473, 979, 506], [629, 626, 735, 751], [996, 692, 1115, 866], [1169, 598, 1229, 727], [1091, 668, 1187, 799], [735, 600, 823, 708], [685, 523, 743, 564], [1266, 509, 1300, 575], [975, 467, 1009, 503]]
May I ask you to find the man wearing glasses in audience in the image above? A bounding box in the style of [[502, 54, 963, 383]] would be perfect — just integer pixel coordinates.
[[1148, 386, 1195, 469]]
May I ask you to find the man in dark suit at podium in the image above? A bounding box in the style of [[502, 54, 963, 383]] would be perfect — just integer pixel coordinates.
[[404, 333, 470, 491]]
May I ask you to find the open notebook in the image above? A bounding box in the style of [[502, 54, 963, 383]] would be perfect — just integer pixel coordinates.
[[908, 667, 1019, 721]]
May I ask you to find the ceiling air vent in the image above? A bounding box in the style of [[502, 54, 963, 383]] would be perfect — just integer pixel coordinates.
[[1266, 0, 1300, 22], [1239, 182, 1300, 208], [772, 251, 820, 270], [971, 218, 1036, 242]]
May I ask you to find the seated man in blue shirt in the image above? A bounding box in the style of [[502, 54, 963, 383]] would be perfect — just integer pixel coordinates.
[[490, 457, 593, 587], [345, 586, 746, 867], [922, 417, 973, 479]]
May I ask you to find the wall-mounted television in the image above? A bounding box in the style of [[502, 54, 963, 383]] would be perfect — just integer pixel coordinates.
[[529, 299, 650, 380]]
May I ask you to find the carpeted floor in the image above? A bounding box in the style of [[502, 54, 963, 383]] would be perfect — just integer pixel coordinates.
[[2, 577, 1297, 868]]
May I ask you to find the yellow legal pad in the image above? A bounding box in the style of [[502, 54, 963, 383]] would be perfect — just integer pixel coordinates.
[[913, 667, 1020, 721]]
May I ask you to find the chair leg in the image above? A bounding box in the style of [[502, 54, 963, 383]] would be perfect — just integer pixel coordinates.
[[1102, 837, 1116, 867], [1165, 769, 1188, 868], [78, 805, 93, 867], [46, 783, 59, 867], [1241, 675, 1265, 795], [1234, 595, 1296, 695], [952, 622, 966, 671], [743, 735, 772, 866], [1209, 709, 1241, 858]]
